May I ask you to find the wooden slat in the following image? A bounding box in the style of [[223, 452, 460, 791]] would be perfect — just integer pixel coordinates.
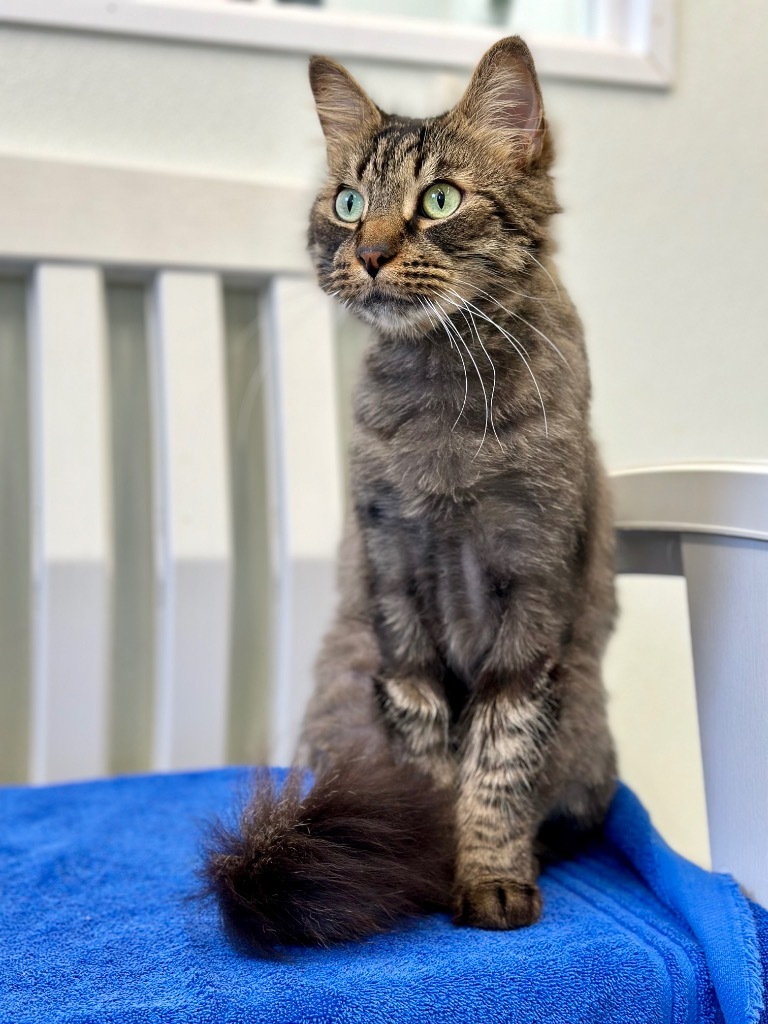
[[28, 264, 111, 783], [262, 277, 344, 766], [150, 271, 232, 771]]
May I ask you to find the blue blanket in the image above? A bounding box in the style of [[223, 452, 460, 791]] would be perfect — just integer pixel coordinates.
[[1, 768, 765, 1024]]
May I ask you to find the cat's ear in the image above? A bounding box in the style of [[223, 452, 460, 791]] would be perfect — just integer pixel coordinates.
[[452, 36, 545, 164], [309, 57, 382, 164]]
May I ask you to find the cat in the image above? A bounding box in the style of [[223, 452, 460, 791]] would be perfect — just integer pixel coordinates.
[[205, 35, 617, 954]]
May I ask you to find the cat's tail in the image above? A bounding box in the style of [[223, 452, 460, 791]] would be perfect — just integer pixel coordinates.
[[202, 750, 455, 955]]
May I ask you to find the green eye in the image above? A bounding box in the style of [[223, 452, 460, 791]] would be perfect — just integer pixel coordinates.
[[421, 182, 461, 219], [335, 188, 364, 223]]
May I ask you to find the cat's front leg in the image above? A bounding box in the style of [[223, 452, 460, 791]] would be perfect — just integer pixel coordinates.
[[454, 660, 559, 929], [375, 674, 456, 789], [363, 506, 456, 788]]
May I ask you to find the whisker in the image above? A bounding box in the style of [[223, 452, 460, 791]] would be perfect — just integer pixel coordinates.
[[506, 306, 570, 371], [423, 298, 469, 431], [525, 250, 562, 300], [451, 275, 571, 371], [418, 295, 437, 331], [450, 269, 551, 307], [445, 289, 549, 440], [432, 297, 489, 458], [466, 306, 503, 449], [445, 297, 502, 449]]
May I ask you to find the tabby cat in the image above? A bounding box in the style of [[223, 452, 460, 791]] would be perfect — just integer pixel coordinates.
[[206, 35, 617, 953]]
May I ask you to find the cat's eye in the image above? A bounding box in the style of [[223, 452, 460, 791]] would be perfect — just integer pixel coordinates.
[[335, 188, 364, 223], [421, 182, 461, 220]]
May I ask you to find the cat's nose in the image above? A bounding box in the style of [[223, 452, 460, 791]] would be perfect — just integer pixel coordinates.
[[357, 246, 393, 279]]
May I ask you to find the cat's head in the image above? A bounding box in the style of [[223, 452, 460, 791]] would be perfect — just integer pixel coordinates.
[[307, 36, 559, 337]]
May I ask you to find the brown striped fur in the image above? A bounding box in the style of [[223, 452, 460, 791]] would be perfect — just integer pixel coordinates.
[[208, 36, 617, 949]]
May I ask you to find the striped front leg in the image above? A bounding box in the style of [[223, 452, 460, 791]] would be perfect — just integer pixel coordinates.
[[376, 674, 455, 789], [454, 664, 559, 929]]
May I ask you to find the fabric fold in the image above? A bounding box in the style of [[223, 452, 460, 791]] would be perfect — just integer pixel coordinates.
[[606, 783, 765, 1024]]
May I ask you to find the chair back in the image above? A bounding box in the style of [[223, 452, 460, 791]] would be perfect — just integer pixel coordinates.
[[0, 154, 343, 783]]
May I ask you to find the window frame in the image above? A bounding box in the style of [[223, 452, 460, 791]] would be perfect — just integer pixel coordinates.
[[0, 0, 676, 87]]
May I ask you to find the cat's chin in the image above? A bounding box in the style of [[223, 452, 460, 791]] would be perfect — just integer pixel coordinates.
[[354, 294, 430, 337]]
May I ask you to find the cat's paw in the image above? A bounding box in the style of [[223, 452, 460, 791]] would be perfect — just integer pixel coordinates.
[[454, 878, 542, 930]]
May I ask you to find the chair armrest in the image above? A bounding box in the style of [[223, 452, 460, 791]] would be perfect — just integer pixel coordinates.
[[612, 463, 768, 542]]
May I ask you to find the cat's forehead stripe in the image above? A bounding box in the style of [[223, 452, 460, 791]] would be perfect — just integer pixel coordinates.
[[357, 120, 429, 183], [356, 123, 401, 180], [413, 124, 429, 179]]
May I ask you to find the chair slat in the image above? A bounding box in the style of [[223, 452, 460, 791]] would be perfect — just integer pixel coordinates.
[[0, 277, 32, 784], [262, 277, 343, 766], [28, 264, 111, 783], [150, 272, 232, 771]]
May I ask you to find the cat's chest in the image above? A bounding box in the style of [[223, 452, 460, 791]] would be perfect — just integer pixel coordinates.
[[355, 349, 510, 496], [354, 413, 502, 510], [357, 481, 510, 677]]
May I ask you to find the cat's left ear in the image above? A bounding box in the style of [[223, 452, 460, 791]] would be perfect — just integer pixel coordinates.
[[451, 36, 546, 165], [309, 56, 382, 165]]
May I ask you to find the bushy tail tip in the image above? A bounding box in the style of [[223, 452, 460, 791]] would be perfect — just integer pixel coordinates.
[[202, 751, 455, 955]]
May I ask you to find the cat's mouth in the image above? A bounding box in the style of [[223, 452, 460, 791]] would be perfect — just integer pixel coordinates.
[[359, 290, 412, 310]]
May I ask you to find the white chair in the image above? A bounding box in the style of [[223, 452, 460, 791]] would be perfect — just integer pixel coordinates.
[[613, 463, 768, 908]]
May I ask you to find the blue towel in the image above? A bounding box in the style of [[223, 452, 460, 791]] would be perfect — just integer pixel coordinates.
[[1, 768, 765, 1024]]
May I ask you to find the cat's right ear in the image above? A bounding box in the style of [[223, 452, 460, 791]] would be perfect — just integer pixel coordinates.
[[309, 57, 382, 165], [451, 36, 547, 167]]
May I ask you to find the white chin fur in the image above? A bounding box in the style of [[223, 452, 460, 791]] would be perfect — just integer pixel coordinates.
[[356, 302, 430, 337]]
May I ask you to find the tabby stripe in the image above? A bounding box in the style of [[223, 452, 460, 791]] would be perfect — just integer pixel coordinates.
[[359, 122, 402, 179], [476, 189, 517, 228], [372, 125, 406, 177], [413, 124, 428, 178]]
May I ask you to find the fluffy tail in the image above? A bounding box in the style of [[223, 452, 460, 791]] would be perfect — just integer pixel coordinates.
[[203, 751, 455, 955]]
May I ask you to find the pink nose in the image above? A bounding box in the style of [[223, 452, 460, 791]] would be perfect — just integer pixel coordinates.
[[357, 246, 392, 279]]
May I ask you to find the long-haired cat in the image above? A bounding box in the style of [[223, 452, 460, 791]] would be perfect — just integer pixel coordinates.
[[206, 35, 617, 953]]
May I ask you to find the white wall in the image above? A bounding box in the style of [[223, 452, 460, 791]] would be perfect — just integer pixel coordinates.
[[2, 0, 766, 863], [549, 3, 768, 470], [546, 1, 768, 866], [2, 4, 764, 463]]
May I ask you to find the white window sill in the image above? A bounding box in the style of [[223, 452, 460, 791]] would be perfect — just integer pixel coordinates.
[[0, 0, 676, 87]]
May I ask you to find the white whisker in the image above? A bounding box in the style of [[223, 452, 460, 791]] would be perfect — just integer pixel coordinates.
[[451, 275, 571, 371], [525, 250, 562, 300], [451, 269, 551, 306], [422, 298, 468, 430], [444, 297, 502, 449], [432, 298, 489, 457], [466, 305, 503, 449], [444, 289, 549, 440]]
